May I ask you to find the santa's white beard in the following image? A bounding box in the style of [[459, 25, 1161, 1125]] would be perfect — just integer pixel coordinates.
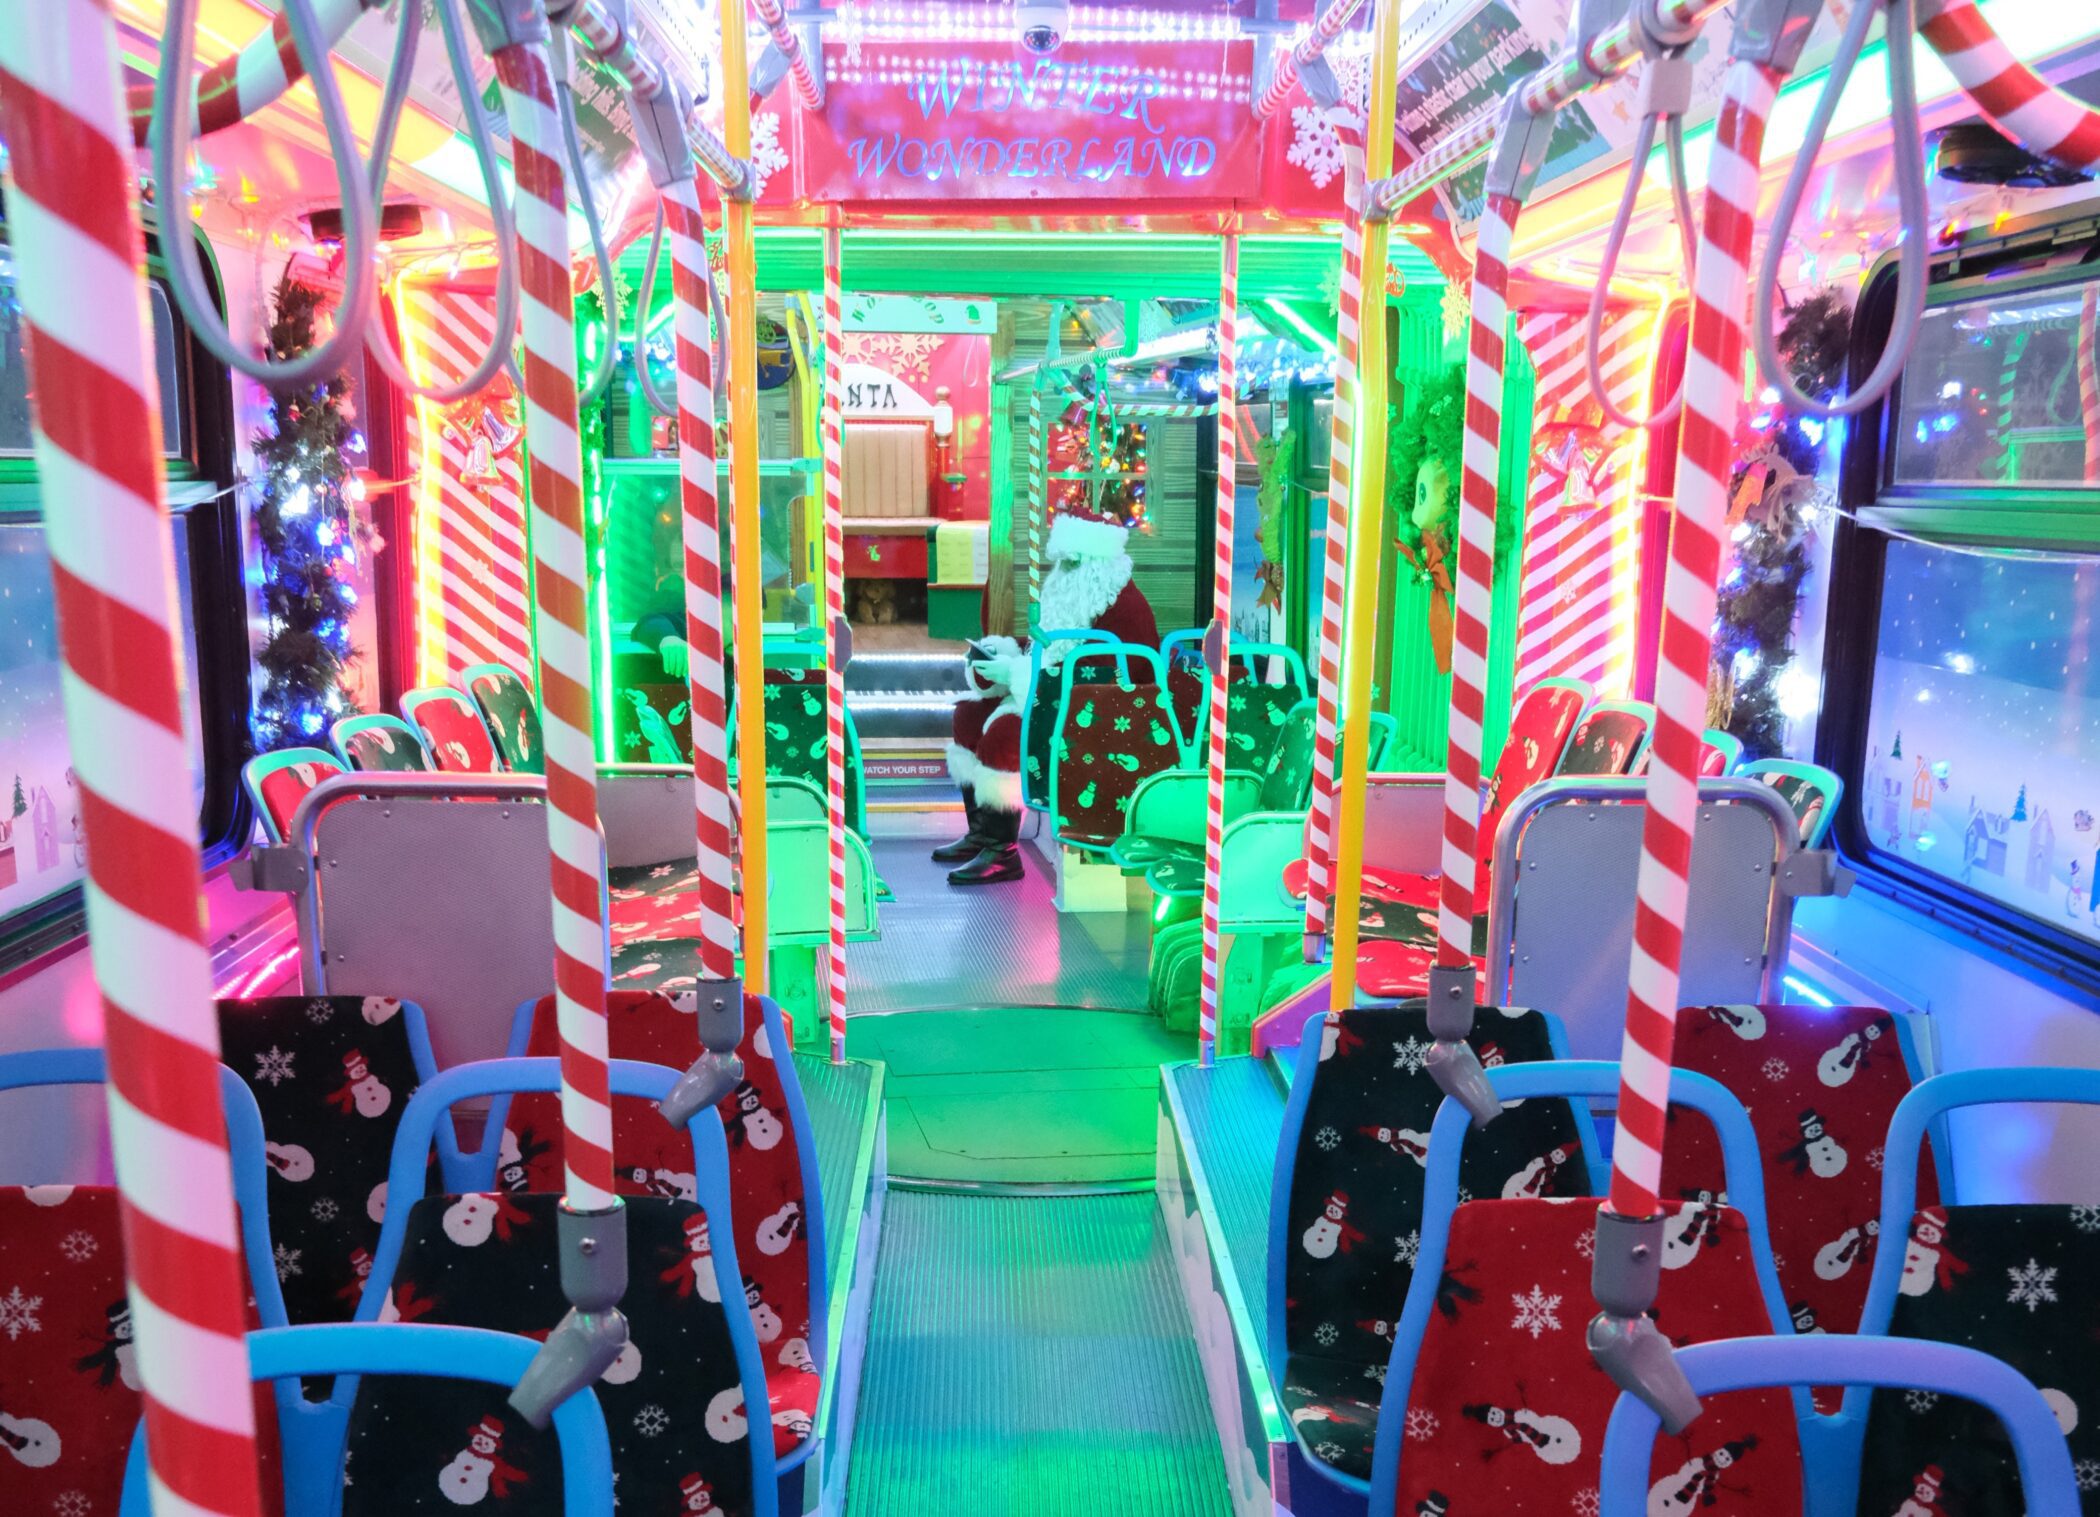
[[1037, 552, 1132, 661]]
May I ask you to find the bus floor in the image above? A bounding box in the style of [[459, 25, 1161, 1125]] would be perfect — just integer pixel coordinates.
[[846, 1187, 1232, 1517]]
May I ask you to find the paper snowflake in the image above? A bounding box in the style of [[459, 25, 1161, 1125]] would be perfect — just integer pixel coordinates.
[[748, 112, 790, 200], [58, 1230, 98, 1263], [1286, 104, 1346, 189], [2007, 1258, 2059, 1312], [274, 1244, 303, 1282], [1510, 1284, 1563, 1340], [0, 1284, 43, 1340], [1403, 1406, 1439, 1441], [254, 1045, 297, 1087], [633, 1403, 671, 1438]]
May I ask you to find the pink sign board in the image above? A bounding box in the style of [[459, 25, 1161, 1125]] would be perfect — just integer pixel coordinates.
[[802, 40, 1260, 202]]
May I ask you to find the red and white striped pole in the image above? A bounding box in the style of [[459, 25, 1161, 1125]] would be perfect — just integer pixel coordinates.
[[1254, 0, 1368, 120], [665, 179, 739, 984], [0, 9, 265, 1516], [1917, 0, 2100, 172], [492, 36, 617, 1215], [123, 0, 367, 143], [1199, 233, 1241, 1065], [1302, 113, 1367, 947], [821, 226, 851, 1062], [751, 0, 824, 111], [1026, 385, 1048, 612], [1106, 401, 1218, 419]]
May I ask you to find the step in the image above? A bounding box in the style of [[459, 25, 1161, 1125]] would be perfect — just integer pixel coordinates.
[[845, 651, 970, 696]]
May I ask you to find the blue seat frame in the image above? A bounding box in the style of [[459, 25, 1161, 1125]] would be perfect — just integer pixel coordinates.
[[351, 1059, 784, 1505], [122, 1323, 617, 1517], [1364, 1061, 1801, 1509]]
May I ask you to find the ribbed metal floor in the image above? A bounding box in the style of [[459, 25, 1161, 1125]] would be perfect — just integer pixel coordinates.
[[846, 841, 1153, 1015], [846, 1191, 1233, 1517], [792, 1053, 877, 1284], [1167, 1058, 1289, 1357]]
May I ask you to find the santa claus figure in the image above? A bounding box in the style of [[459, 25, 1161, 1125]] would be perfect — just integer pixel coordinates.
[[936, 494, 1159, 885]]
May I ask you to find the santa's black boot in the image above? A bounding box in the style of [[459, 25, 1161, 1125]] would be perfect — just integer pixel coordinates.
[[931, 787, 988, 863], [948, 806, 1024, 885]]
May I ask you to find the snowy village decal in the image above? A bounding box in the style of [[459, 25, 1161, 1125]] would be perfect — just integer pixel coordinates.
[[0, 531, 90, 919]]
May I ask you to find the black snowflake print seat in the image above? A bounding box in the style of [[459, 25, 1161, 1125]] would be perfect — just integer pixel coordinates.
[[1270, 1003, 1593, 1488]]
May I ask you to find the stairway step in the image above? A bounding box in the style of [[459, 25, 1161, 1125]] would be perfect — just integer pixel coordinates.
[[845, 651, 970, 696]]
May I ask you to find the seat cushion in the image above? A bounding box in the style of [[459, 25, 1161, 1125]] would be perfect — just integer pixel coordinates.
[[1280, 1350, 1385, 1480], [1394, 1198, 1802, 1516], [342, 1195, 763, 1514], [1858, 1204, 2100, 1516], [1276, 861, 1487, 1000]]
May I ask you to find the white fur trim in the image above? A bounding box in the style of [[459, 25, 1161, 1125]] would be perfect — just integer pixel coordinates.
[[946, 740, 980, 789], [1046, 513, 1129, 562], [975, 763, 1025, 814], [1037, 553, 1133, 652]]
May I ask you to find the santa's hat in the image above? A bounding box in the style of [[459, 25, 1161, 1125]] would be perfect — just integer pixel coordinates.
[[1046, 496, 1133, 561]]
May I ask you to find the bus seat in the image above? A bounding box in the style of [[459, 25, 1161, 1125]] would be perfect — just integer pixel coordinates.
[[1190, 642, 1310, 765], [403, 687, 501, 774], [461, 662, 545, 776], [1737, 758, 1843, 848], [1557, 698, 1654, 777], [495, 992, 826, 1464], [1268, 1004, 1597, 1492], [1111, 698, 1313, 882], [1850, 1068, 2100, 1514], [1661, 1003, 1938, 1404], [1047, 644, 1182, 853], [334, 713, 436, 774], [0, 1051, 290, 1517], [729, 671, 867, 838], [1632, 727, 1743, 779], [1019, 628, 1122, 814], [245, 746, 347, 843], [345, 1060, 780, 1515], [1368, 1062, 1803, 1517]]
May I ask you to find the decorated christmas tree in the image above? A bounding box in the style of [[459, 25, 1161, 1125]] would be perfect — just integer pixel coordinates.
[[250, 274, 369, 749], [2014, 784, 2028, 822]]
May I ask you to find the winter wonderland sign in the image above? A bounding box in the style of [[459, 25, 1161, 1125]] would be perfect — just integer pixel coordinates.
[[804, 40, 1261, 202]]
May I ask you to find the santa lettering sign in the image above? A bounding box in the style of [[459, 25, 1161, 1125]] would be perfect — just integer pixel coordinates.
[[805, 41, 1259, 201]]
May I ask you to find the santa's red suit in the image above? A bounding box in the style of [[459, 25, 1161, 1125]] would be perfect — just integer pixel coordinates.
[[937, 500, 1159, 883]]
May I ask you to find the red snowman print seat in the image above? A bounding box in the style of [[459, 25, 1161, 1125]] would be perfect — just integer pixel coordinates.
[[502, 992, 823, 1459], [404, 688, 500, 773], [247, 747, 346, 843]]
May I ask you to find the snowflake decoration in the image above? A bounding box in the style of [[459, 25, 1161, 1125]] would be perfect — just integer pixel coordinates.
[[1403, 1407, 1439, 1442], [303, 999, 335, 1024], [311, 1197, 340, 1223], [1575, 1228, 1597, 1259], [1316, 1441, 1345, 1463], [1362, 1362, 1387, 1385], [2077, 1459, 2100, 1493], [2071, 1205, 2100, 1233], [54, 1494, 92, 1517], [1904, 1389, 1940, 1414], [273, 1244, 303, 1283], [1392, 1037, 1432, 1075], [58, 1230, 99, 1263], [1440, 280, 1471, 342], [1456, 1186, 1472, 1205], [1867, 1146, 1886, 1172], [254, 1045, 296, 1087], [1314, 1322, 1339, 1347], [1115, 715, 1133, 733], [1314, 1126, 1341, 1152], [746, 113, 790, 201], [0, 1284, 44, 1339], [2007, 1258, 2059, 1312], [1286, 105, 1348, 190], [1572, 1489, 1602, 1517], [1394, 1230, 1420, 1265], [633, 1403, 670, 1438], [1511, 1284, 1563, 1340], [1761, 1057, 1790, 1083]]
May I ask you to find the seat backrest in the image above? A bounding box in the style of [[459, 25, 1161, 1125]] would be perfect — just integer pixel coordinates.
[[1269, 1005, 1594, 1379], [403, 688, 501, 774], [246, 747, 348, 844], [1661, 1003, 1936, 1348], [1372, 1061, 1803, 1517], [1478, 679, 1589, 856], [1737, 758, 1842, 847], [216, 996, 438, 1330], [1050, 649, 1184, 845], [1851, 1068, 2100, 1515], [737, 672, 864, 835], [1634, 728, 1743, 779], [1020, 627, 1119, 812], [346, 1061, 779, 1517], [1555, 699, 1653, 778], [461, 663, 545, 776], [335, 714, 436, 774], [1258, 699, 1320, 811]]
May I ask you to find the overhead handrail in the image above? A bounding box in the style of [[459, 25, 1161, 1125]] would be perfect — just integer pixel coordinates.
[[0, 8, 269, 1511], [1583, 0, 1702, 429], [155, 0, 379, 386], [553, 29, 623, 409], [752, 0, 824, 111], [124, 0, 373, 143], [1751, 0, 1932, 418], [559, 0, 754, 199], [1917, 0, 2100, 173], [1198, 229, 1241, 1066], [1253, 0, 1368, 120], [361, 0, 523, 404], [633, 199, 727, 420]]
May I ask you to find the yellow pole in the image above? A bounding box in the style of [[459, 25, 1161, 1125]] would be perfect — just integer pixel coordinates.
[[723, 0, 768, 994], [1329, 0, 1402, 1011]]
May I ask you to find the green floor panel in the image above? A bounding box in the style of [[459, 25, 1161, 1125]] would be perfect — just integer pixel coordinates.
[[792, 1054, 879, 1284], [847, 1191, 1232, 1517], [1167, 1058, 1290, 1360], [846, 1008, 1194, 1184]]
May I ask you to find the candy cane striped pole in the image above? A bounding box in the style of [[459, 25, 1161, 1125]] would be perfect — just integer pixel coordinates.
[[1026, 385, 1047, 611], [1199, 232, 1241, 1065], [752, 0, 824, 111], [1254, 0, 1368, 120], [0, 11, 264, 1516], [1107, 401, 1219, 419], [821, 226, 850, 1062], [665, 179, 739, 984], [2080, 287, 2100, 485], [123, 0, 367, 143], [1605, 58, 1785, 1222], [1918, 0, 2100, 172], [1303, 116, 1367, 945], [493, 38, 616, 1213]]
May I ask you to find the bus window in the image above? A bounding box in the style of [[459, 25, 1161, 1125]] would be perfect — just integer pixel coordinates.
[[0, 249, 185, 460]]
